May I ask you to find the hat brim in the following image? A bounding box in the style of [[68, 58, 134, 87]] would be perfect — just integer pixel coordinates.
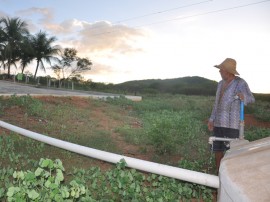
[[214, 65, 239, 75]]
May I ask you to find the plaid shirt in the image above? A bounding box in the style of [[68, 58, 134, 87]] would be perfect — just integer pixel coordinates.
[[209, 77, 255, 129]]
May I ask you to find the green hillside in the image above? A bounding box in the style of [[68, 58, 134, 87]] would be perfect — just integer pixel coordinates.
[[114, 76, 218, 96]]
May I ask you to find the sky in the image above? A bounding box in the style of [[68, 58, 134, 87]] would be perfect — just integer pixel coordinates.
[[1, 0, 270, 93]]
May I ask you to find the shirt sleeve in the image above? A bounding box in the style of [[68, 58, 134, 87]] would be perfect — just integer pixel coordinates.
[[238, 79, 255, 105]]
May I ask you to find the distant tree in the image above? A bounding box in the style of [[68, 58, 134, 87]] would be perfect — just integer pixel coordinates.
[[51, 48, 92, 86], [54, 48, 77, 79], [70, 74, 84, 82], [30, 31, 60, 79], [0, 17, 29, 78], [51, 64, 62, 87]]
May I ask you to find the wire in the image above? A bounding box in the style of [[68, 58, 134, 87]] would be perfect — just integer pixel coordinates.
[[88, 0, 213, 31], [89, 0, 270, 37], [114, 0, 213, 23], [139, 0, 270, 27]]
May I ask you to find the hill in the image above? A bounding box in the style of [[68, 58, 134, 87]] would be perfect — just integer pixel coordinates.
[[114, 76, 218, 96]]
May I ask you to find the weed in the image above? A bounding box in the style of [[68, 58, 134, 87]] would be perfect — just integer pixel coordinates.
[[248, 101, 270, 121], [8, 94, 43, 116], [245, 127, 270, 141]]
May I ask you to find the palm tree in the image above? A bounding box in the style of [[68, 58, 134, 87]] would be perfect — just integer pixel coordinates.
[[0, 17, 29, 78], [19, 35, 34, 74], [0, 28, 5, 71], [30, 31, 60, 79]]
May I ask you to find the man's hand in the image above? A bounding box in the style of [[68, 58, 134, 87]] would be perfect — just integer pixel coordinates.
[[237, 93, 244, 100]]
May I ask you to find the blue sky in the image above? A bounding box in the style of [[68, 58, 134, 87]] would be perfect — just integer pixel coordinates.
[[1, 0, 270, 93]]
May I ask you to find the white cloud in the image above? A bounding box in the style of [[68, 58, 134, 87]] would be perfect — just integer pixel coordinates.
[[74, 21, 147, 53], [16, 7, 54, 22]]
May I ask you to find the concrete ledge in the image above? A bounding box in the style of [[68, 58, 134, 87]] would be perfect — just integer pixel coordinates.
[[218, 137, 270, 201], [0, 93, 142, 101], [0, 81, 142, 101]]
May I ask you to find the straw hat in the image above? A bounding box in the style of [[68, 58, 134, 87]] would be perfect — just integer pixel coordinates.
[[214, 58, 240, 75]]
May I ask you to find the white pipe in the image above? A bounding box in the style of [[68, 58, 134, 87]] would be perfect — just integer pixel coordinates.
[[209, 137, 238, 145], [239, 121, 245, 140], [0, 120, 219, 188]]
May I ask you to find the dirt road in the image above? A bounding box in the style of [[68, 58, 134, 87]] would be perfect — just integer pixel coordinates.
[[0, 80, 142, 101]]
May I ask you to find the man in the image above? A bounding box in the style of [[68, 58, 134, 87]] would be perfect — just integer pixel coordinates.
[[208, 58, 255, 172]]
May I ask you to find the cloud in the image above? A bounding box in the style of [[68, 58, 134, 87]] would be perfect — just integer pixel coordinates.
[[16, 7, 54, 22], [13, 7, 54, 33], [13, 7, 76, 35], [38, 18, 84, 35], [1, 6, 150, 84], [4, 5, 148, 55], [71, 21, 147, 54], [13, 7, 148, 55], [82, 61, 133, 83], [88, 63, 115, 75]]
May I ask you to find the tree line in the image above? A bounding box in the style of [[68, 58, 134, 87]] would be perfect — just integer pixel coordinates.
[[0, 16, 92, 84]]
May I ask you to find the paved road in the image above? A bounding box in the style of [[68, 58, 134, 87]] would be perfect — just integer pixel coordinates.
[[0, 80, 142, 101]]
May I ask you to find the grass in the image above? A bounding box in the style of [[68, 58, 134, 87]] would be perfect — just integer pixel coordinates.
[[0, 94, 269, 201], [247, 100, 270, 121]]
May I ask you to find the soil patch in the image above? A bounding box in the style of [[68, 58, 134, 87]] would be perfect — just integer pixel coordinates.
[[0, 96, 157, 171], [245, 114, 270, 128]]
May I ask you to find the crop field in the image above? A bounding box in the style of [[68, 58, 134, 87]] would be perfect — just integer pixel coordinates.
[[0, 94, 269, 201]]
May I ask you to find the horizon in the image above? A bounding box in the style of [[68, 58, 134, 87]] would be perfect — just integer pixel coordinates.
[[1, 0, 270, 93], [0, 71, 269, 94]]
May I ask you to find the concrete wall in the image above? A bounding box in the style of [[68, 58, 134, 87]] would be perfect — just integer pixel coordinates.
[[218, 137, 270, 202]]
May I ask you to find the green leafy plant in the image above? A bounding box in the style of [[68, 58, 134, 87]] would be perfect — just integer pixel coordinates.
[[245, 127, 270, 141], [143, 110, 207, 156], [8, 94, 43, 116], [1, 158, 214, 201], [6, 158, 86, 201]]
